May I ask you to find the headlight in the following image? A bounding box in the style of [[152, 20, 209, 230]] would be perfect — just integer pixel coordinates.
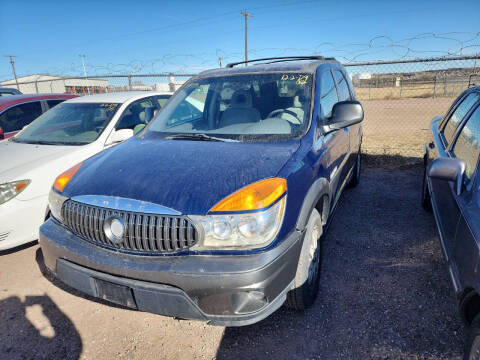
[[190, 178, 287, 250], [48, 188, 68, 221], [0, 180, 30, 205]]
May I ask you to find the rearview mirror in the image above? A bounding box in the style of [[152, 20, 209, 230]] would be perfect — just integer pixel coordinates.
[[427, 157, 466, 196], [323, 101, 364, 134], [106, 128, 133, 146]]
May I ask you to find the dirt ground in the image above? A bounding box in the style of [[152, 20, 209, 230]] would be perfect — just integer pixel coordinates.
[[0, 161, 466, 359], [362, 97, 454, 157]]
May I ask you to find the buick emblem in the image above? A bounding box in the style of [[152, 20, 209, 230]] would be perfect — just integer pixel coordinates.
[[104, 216, 125, 244]]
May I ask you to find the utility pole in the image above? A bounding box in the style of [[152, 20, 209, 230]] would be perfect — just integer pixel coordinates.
[[4, 55, 19, 90], [240, 10, 253, 66], [78, 54, 90, 95], [218, 56, 223, 68]]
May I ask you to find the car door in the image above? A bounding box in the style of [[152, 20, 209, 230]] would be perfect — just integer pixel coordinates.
[[318, 68, 349, 206], [450, 105, 480, 287], [333, 69, 356, 174], [0, 100, 43, 137], [431, 93, 480, 259]]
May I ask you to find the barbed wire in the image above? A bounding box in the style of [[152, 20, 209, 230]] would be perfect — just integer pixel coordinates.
[[2, 32, 480, 81]]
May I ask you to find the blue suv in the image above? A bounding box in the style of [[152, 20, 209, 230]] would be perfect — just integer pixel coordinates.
[[39, 56, 364, 326]]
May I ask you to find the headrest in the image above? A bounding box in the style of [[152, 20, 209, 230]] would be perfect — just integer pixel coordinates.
[[230, 89, 252, 108], [293, 90, 306, 108]]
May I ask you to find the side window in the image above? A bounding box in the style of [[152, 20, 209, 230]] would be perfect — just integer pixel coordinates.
[[452, 105, 480, 184], [320, 70, 338, 118], [0, 101, 43, 132], [442, 92, 480, 146], [154, 95, 170, 109], [167, 85, 207, 127], [333, 70, 351, 102], [46, 99, 66, 109], [116, 98, 154, 130]]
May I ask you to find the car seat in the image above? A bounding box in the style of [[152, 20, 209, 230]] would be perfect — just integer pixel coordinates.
[[220, 89, 261, 127], [279, 90, 307, 124]]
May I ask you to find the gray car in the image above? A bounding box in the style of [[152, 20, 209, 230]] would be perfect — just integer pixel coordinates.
[[422, 85, 480, 359]]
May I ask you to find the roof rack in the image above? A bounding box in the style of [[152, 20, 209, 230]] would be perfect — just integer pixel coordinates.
[[225, 56, 337, 68]]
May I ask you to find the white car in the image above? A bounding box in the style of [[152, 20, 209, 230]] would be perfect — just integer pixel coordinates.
[[0, 91, 172, 250]]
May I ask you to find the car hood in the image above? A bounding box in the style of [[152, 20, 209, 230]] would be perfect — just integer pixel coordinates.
[[64, 137, 300, 214], [0, 140, 96, 198]]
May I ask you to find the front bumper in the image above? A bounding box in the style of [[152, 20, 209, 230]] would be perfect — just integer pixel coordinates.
[[39, 219, 304, 326]]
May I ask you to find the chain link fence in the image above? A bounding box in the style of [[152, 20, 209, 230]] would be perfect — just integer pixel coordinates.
[[2, 55, 479, 159], [344, 55, 480, 158]]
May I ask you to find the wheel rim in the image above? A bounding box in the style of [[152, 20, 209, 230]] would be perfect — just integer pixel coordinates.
[[469, 336, 480, 360], [307, 225, 320, 285]]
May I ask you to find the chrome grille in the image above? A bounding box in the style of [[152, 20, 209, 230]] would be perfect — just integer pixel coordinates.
[[61, 200, 198, 253]]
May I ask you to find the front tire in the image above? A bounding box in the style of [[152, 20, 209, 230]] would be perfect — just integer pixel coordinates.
[[286, 208, 323, 311], [464, 313, 480, 360]]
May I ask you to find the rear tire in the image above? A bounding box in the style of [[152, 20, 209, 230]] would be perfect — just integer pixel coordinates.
[[348, 148, 361, 188], [286, 209, 323, 311], [464, 313, 480, 360], [421, 164, 432, 212]]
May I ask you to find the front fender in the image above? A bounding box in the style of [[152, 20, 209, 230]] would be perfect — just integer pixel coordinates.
[[295, 177, 330, 231]]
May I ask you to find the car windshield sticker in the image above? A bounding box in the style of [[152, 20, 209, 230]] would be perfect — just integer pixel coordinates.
[[100, 103, 119, 111], [281, 74, 309, 85]]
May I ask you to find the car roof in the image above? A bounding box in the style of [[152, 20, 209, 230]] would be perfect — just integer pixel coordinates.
[[0, 93, 76, 111], [65, 91, 173, 104], [0, 87, 21, 93], [199, 59, 340, 77]]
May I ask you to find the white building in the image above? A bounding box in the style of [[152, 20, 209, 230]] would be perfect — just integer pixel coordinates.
[[0, 74, 109, 95], [352, 73, 372, 84]]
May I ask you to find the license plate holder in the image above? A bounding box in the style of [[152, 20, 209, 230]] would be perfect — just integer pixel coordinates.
[[94, 278, 137, 309]]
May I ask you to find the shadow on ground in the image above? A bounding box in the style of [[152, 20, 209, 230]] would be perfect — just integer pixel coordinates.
[[216, 155, 464, 359], [0, 294, 82, 360]]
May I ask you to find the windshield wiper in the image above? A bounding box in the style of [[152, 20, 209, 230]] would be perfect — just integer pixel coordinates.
[[165, 133, 238, 142], [9, 139, 86, 145]]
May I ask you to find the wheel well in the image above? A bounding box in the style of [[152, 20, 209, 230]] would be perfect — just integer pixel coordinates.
[[314, 194, 329, 225], [460, 289, 480, 325]]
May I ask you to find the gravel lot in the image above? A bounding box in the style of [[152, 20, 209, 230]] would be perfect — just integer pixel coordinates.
[[361, 97, 454, 157], [0, 160, 466, 359]]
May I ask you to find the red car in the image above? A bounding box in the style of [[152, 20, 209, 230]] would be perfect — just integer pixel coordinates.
[[0, 94, 77, 140]]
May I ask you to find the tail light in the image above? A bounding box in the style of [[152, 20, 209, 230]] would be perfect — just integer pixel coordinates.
[[0, 127, 4, 140]]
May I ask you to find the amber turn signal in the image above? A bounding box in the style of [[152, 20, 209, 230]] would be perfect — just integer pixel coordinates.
[[210, 177, 287, 212], [53, 162, 83, 192]]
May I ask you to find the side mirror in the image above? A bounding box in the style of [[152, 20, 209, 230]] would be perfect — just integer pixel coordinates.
[[106, 128, 133, 146], [427, 157, 466, 196], [323, 100, 364, 134]]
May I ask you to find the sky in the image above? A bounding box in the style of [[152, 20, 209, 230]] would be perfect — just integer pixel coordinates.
[[0, 0, 479, 80]]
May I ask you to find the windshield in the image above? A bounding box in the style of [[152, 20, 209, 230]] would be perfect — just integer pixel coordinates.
[[146, 72, 313, 141], [13, 103, 120, 145]]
